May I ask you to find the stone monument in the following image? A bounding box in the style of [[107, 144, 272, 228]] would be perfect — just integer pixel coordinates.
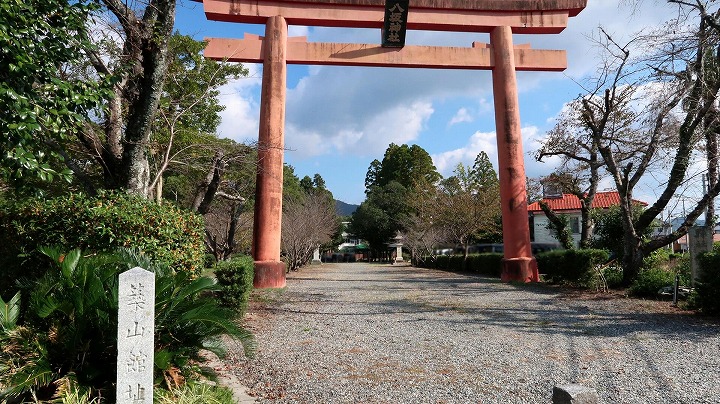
[[117, 267, 155, 404]]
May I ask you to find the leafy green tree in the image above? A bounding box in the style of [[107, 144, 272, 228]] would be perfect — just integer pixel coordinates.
[[283, 165, 306, 202], [0, 0, 109, 192], [313, 173, 327, 190], [349, 201, 395, 257], [300, 175, 314, 193], [364, 159, 382, 191], [147, 34, 248, 201], [353, 144, 441, 254], [432, 154, 502, 259], [370, 143, 441, 191], [591, 205, 650, 260]]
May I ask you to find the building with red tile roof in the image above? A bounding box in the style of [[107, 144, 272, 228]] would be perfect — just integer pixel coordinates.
[[527, 191, 647, 247], [527, 191, 646, 213]]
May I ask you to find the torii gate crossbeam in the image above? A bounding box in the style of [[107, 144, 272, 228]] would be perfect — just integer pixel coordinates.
[[197, 0, 587, 288]]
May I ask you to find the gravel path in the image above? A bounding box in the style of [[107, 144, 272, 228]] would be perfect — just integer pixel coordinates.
[[221, 262, 720, 403]]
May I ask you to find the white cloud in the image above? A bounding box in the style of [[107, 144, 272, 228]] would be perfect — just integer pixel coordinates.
[[288, 26, 309, 38], [448, 108, 474, 126], [216, 64, 263, 142], [432, 126, 563, 180], [286, 101, 434, 158]]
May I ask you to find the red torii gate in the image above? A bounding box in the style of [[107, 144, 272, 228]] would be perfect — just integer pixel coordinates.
[[196, 0, 587, 288]]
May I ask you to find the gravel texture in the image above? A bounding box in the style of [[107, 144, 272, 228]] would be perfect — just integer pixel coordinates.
[[221, 262, 720, 403]]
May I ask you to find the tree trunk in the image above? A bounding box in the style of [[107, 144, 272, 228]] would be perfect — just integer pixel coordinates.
[[539, 201, 574, 249], [706, 108, 718, 225], [224, 201, 240, 260], [192, 150, 224, 214], [622, 234, 645, 286], [579, 206, 593, 248], [102, 0, 177, 196]]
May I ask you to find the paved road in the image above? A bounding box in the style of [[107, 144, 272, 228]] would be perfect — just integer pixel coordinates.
[[222, 262, 720, 403]]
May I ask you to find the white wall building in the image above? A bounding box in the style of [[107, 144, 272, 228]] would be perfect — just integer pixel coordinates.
[[527, 191, 646, 248]]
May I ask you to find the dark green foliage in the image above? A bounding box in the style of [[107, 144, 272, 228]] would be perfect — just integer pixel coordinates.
[[0, 191, 205, 298], [417, 253, 503, 277], [628, 267, 675, 298], [151, 254, 255, 386], [591, 205, 649, 260], [0, 0, 110, 190], [214, 255, 255, 315], [368, 143, 441, 191], [0, 247, 254, 401], [465, 253, 504, 277], [354, 143, 441, 254], [694, 252, 720, 315], [430, 255, 464, 271], [635, 249, 691, 291], [351, 181, 411, 255], [602, 266, 624, 289], [536, 249, 609, 287], [0, 247, 120, 400]]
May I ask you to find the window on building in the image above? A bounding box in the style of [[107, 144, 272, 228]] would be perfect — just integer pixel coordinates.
[[570, 217, 580, 234]]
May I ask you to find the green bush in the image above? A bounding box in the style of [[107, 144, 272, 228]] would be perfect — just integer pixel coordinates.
[[466, 253, 503, 277], [0, 247, 254, 402], [628, 267, 675, 298], [602, 265, 624, 289], [214, 255, 255, 315], [0, 191, 205, 298], [536, 249, 609, 287], [417, 253, 502, 277], [695, 252, 720, 315]]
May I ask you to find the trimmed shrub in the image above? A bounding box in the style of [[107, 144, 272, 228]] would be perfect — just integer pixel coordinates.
[[466, 253, 503, 277], [0, 191, 205, 297], [214, 255, 255, 315], [536, 249, 609, 287], [695, 252, 720, 315], [417, 253, 503, 277], [628, 266, 675, 298]]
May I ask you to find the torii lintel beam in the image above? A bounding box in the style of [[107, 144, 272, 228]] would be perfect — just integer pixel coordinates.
[[196, 0, 587, 34], [204, 35, 567, 71]]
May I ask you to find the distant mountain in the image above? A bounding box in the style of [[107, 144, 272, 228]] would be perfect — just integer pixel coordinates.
[[335, 200, 359, 217]]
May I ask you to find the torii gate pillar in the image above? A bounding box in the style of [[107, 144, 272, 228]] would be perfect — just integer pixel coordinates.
[[252, 15, 288, 288], [491, 26, 538, 282]]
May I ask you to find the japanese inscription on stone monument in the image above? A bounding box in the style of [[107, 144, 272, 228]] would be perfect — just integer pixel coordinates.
[[117, 267, 155, 404]]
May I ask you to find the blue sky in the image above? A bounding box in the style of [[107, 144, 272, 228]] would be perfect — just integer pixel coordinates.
[[174, 0, 677, 206]]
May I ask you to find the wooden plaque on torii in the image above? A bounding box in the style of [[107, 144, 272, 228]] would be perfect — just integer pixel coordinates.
[[194, 0, 588, 288]]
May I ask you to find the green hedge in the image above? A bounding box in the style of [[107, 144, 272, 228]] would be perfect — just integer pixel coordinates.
[[695, 252, 720, 315], [0, 192, 205, 298], [417, 253, 503, 277], [536, 249, 609, 287], [466, 253, 503, 277], [214, 255, 255, 316]]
